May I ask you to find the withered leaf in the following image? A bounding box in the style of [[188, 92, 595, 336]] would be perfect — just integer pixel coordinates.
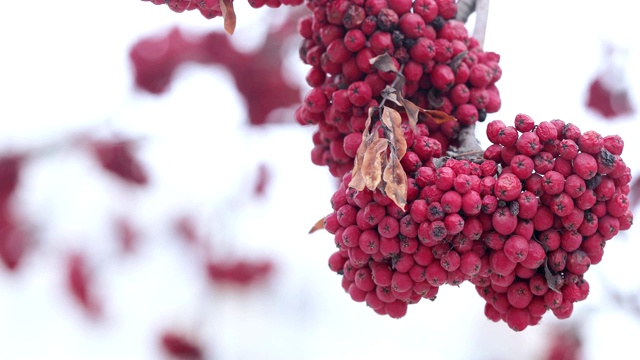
[[544, 258, 564, 293], [422, 109, 456, 125], [381, 86, 402, 106], [383, 153, 407, 210], [449, 50, 468, 73], [398, 95, 420, 131], [309, 216, 326, 234], [369, 53, 399, 73], [362, 138, 389, 191], [220, 0, 237, 35], [380, 106, 407, 160], [349, 109, 375, 191]]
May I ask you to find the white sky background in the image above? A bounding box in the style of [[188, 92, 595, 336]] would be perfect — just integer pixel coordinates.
[[0, 1, 639, 359]]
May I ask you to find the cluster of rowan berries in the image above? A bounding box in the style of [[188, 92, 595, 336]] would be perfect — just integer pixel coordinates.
[[322, 112, 632, 330], [296, 0, 502, 177], [475, 114, 632, 330], [142, 0, 303, 20], [141, 0, 225, 19]]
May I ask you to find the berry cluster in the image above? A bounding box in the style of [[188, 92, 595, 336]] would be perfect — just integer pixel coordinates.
[[141, 0, 226, 19], [206, 259, 274, 286], [249, 0, 304, 8], [475, 114, 632, 330], [296, 0, 502, 177], [322, 113, 632, 330], [324, 121, 455, 318], [141, 0, 304, 20], [130, 27, 301, 125]]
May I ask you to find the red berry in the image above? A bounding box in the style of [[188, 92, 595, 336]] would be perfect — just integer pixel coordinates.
[[494, 173, 522, 201], [506, 307, 531, 331], [507, 281, 533, 309], [535, 121, 558, 143], [520, 240, 545, 269], [430, 64, 455, 90], [490, 249, 517, 275], [573, 152, 598, 180], [516, 132, 542, 156], [503, 235, 529, 263], [578, 130, 604, 154], [510, 155, 534, 180], [514, 113, 534, 132]]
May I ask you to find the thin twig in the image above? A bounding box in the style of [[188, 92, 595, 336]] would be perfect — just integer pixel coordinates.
[[451, 150, 484, 159], [455, 0, 475, 23], [473, 0, 490, 48]]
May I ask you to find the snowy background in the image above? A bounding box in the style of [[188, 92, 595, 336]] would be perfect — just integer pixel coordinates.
[[1, 0, 639, 359]]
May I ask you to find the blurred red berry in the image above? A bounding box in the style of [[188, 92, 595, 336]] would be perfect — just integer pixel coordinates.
[[66, 251, 101, 317], [91, 139, 149, 186], [0, 209, 30, 272], [206, 259, 274, 286], [0, 153, 23, 206], [160, 331, 203, 360]]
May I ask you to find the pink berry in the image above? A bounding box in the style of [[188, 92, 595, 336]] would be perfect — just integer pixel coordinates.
[[507, 281, 533, 309], [503, 235, 529, 263]]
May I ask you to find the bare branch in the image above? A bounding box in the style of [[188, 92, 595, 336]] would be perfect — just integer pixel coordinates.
[[455, 0, 475, 23], [473, 0, 490, 48]]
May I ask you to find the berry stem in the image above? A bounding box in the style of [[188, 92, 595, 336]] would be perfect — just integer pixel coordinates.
[[450, 149, 485, 159]]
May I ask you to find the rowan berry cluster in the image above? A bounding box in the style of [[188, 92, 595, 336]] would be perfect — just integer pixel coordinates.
[[141, 0, 225, 19], [323, 122, 446, 318], [296, 0, 502, 177], [322, 113, 632, 330], [141, 0, 304, 19], [475, 114, 632, 330]]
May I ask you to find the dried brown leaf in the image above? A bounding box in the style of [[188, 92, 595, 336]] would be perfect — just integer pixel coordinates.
[[383, 153, 407, 210], [398, 96, 420, 131], [309, 216, 326, 234], [380, 106, 407, 160], [422, 109, 457, 125], [369, 53, 399, 73], [349, 110, 375, 191], [220, 0, 237, 35], [362, 138, 389, 191], [544, 258, 564, 293], [381, 86, 402, 106]]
